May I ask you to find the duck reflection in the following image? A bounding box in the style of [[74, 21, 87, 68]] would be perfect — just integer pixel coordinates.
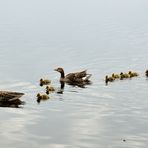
[[57, 81, 65, 94], [57, 80, 91, 94], [0, 99, 25, 108]]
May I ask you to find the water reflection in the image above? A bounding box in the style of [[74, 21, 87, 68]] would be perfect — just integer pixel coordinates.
[[57, 82, 65, 94], [0, 99, 25, 108]]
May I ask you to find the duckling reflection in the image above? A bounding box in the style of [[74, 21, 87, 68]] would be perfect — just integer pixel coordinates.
[[40, 78, 51, 86], [36, 93, 50, 103]]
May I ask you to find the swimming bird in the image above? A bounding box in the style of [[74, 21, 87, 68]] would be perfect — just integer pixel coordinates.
[[54, 67, 92, 85], [40, 78, 51, 86], [145, 70, 148, 77], [36, 93, 49, 103], [120, 72, 129, 80], [46, 86, 55, 94], [0, 91, 24, 102], [128, 71, 139, 78], [112, 73, 120, 79], [105, 75, 115, 84]]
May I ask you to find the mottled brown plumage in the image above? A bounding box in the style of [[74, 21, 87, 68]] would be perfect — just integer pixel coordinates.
[[0, 91, 24, 102], [54, 67, 91, 85]]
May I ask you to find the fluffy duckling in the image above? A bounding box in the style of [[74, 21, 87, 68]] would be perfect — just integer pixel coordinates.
[[40, 78, 51, 86], [46, 86, 55, 94], [120, 72, 129, 80], [112, 73, 120, 79], [105, 75, 115, 84], [128, 71, 139, 78], [36, 93, 49, 103], [145, 70, 148, 77]]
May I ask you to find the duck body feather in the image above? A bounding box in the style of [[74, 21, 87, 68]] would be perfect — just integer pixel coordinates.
[[55, 68, 91, 85], [0, 91, 24, 102]]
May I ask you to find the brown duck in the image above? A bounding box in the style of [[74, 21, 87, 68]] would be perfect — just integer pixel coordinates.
[[0, 91, 24, 102], [54, 67, 92, 85], [145, 70, 148, 77]]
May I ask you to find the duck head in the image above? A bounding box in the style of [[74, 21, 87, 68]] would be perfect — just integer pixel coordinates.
[[54, 67, 65, 78], [37, 93, 41, 98], [54, 67, 64, 73]]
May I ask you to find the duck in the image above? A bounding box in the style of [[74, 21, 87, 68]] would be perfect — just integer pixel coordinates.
[[120, 72, 129, 80], [36, 93, 49, 103], [46, 86, 55, 94], [105, 75, 115, 84], [128, 71, 139, 78], [40, 78, 51, 86], [112, 73, 120, 79], [0, 91, 24, 102], [54, 67, 92, 85], [145, 70, 148, 77]]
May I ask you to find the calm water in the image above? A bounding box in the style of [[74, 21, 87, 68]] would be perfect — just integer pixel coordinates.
[[0, 0, 148, 147]]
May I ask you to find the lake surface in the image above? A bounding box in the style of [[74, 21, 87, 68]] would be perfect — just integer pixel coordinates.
[[0, 0, 148, 147]]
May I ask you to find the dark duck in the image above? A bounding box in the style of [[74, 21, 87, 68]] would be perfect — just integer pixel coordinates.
[[145, 70, 148, 77], [0, 91, 24, 107], [54, 67, 92, 86]]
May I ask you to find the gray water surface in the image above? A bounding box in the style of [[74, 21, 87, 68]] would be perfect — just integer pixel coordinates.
[[0, 0, 148, 148]]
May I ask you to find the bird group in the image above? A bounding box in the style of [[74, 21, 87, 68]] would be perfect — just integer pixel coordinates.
[[105, 70, 148, 85], [37, 79, 55, 103], [1, 67, 148, 107], [36, 67, 92, 103]]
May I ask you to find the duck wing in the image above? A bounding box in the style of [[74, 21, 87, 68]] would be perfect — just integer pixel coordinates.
[[0, 91, 24, 102], [65, 73, 76, 82], [74, 70, 87, 78]]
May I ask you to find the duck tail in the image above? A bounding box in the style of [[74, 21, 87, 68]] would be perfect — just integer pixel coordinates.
[[84, 74, 92, 81]]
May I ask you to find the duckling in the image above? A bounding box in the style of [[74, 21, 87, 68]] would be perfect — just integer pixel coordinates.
[[46, 86, 55, 94], [145, 70, 148, 77], [105, 75, 115, 84], [112, 73, 120, 79], [36, 93, 49, 103], [128, 71, 139, 78], [120, 72, 129, 80], [40, 78, 51, 86]]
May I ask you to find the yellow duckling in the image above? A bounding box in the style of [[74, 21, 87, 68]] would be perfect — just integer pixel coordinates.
[[40, 78, 51, 86], [46, 86, 55, 94], [120, 72, 129, 80], [36, 93, 49, 103], [145, 70, 148, 77], [105, 75, 115, 84], [112, 73, 120, 79], [128, 71, 139, 78]]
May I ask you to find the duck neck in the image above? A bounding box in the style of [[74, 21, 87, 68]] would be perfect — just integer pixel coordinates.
[[60, 71, 65, 79]]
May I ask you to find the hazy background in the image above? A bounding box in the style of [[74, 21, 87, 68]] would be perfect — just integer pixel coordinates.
[[0, 0, 148, 148]]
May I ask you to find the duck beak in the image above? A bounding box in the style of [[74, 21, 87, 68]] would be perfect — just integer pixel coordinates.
[[54, 68, 57, 71]]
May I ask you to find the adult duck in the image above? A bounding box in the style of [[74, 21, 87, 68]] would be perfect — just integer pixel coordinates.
[[0, 91, 24, 102], [54, 67, 92, 85], [145, 70, 148, 77]]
